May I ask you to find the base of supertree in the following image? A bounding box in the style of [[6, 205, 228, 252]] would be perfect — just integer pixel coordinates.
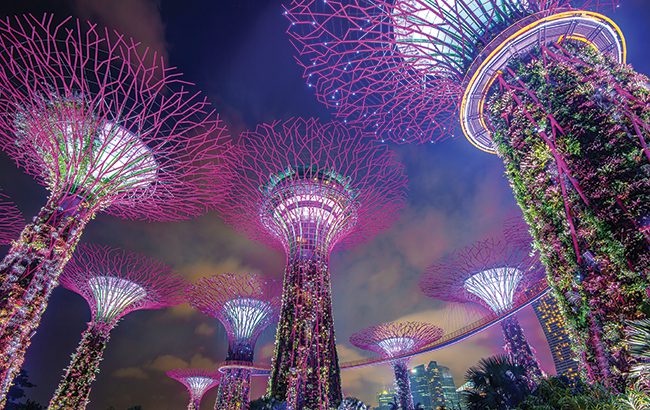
[[214, 367, 251, 410], [393, 361, 414, 410], [0, 194, 90, 403], [489, 42, 650, 391], [48, 322, 111, 408], [501, 315, 544, 383], [268, 256, 342, 409]]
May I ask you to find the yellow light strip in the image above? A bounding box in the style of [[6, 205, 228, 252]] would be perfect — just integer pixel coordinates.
[[459, 10, 627, 154]]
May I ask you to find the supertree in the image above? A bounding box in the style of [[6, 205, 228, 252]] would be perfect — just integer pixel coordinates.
[[221, 117, 407, 409], [349, 321, 443, 410], [48, 244, 185, 408], [0, 192, 23, 246], [0, 14, 233, 399], [188, 273, 282, 410], [284, 0, 650, 389], [421, 239, 546, 383], [167, 368, 221, 410]]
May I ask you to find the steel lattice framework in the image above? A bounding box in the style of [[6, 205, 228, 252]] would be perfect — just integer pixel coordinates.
[[0, 14, 234, 401], [221, 117, 407, 409], [350, 321, 443, 410], [421, 238, 545, 382], [0, 193, 23, 246], [283, 0, 650, 391], [167, 368, 220, 410], [284, 0, 615, 144], [188, 273, 281, 410], [49, 244, 185, 409]]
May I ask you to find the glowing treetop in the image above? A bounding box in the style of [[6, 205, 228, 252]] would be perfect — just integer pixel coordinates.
[[167, 368, 220, 410], [0, 14, 234, 221], [350, 321, 443, 410], [284, 0, 618, 145], [222, 117, 407, 258], [60, 244, 185, 329], [420, 239, 545, 315], [350, 321, 444, 360], [0, 193, 23, 245], [188, 273, 281, 361]]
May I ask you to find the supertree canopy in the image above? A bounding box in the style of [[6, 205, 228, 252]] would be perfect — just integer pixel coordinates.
[[0, 192, 23, 246], [421, 239, 546, 382], [188, 273, 282, 410], [350, 321, 443, 410], [0, 14, 233, 400], [222, 117, 407, 409], [167, 368, 220, 410], [48, 244, 184, 409], [285, 0, 650, 390]]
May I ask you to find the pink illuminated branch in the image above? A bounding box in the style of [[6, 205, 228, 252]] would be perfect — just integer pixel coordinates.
[[167, 368, 220, 410], [350, 321, 444, 359], [0, 192, 23, 245], [420, 238, 546, 314], [60, 244, 185, 328], [284, 0, 616, 144], [0, 14, 234, 221], [351, 321, 443, 410], [222, 117, 407, 254], [188, 273, 281, 348]]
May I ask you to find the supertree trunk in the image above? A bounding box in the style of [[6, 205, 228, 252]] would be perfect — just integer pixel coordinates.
[[268, 256, 342, 409], [188, 398, 200, 410], [489, 42, 650, 391], [500, 315, 543, 382], [0, 191, 94, 402], [214, 368, 252, 410], [215, 343, 254, 409], [48, 322, 111, 409], [392, 361, 414, 410]]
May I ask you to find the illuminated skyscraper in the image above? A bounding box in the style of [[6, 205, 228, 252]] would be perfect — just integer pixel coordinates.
[[376, 389, 396, 410], [533, 293, 580, 382], [409, 361, 461, 410]]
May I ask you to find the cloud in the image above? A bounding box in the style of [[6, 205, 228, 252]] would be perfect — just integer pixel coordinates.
[[112, 367, 149, 380], [166, 257, 263, 318], [145, 353, 218, 373], [195, 323, 216, 336], [147, 354, 189, 372], [72, 0, 168, 62]]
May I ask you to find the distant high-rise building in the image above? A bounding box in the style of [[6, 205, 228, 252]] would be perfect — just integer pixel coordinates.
[[408, 361, 461, 410], [376, 388, 396, 410], [439, 365, 461, 409], [533, 292, 580, 382], [410, 364, 432, 408]]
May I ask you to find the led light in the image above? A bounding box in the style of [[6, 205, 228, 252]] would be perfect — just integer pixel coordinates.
[[223, 297, 273, 340], [464, 267, 523, 314], [89, 276, 147, 323], [392, 0, 531, 76], [377, 337, 416, 356], [186, 376, 216, 397]]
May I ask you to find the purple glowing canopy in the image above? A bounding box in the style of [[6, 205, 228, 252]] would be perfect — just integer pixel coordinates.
[[0, 192, 23, 245], [0, 14, 235, 221], [166, 368, 220, 402], [350, 321, 444, 359], [420, 238, 546, 315], [222, 117, 407, 255], [59, 244, 185, 328], [188, 272, 281, 345], [283, 0, 616, 144]]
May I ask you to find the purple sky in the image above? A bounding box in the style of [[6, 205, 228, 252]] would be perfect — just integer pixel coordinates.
[[1, 0, 649, 408]]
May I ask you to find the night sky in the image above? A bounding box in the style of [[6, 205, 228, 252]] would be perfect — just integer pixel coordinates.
[[0, 1, 649, 409]]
